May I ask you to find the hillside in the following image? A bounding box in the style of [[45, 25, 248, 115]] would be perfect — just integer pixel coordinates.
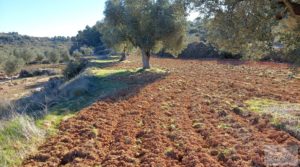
[[0, 32, 72, 46], [23, 55, 300, 167]]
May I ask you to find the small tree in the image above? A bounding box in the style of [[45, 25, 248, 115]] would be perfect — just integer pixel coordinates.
[[48, 50, 60, 64], [103, 0, 187, 68], [3, 57, 25, 81], [35, 51, 45, 63], [22, 49, 36, 64], [60, 48, 71, 62]]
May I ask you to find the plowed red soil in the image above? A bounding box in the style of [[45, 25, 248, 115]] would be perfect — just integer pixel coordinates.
[[23, 56, 300, 167]]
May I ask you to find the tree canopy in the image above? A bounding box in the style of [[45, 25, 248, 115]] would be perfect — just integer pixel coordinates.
[[187, 0, 300, 61], [102, 0, 188, 68]]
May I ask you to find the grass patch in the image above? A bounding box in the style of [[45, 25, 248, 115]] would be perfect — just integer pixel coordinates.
[[90, 59, 119, 64], [245, 98, 300, 139], [36, 113, 74, 135], [0, 115, 45, 167], [217, 123, 231, 129], [89, 68, 133, 78], [89, 67, 166, 78]]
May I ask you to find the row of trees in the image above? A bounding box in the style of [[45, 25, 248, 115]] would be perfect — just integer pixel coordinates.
[[70, 23, 105, 55], [100, 0, 300, 68], [0, 46, 93, 77]]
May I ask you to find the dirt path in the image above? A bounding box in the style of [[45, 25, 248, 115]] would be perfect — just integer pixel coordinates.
[[23, 56, 300, 167]]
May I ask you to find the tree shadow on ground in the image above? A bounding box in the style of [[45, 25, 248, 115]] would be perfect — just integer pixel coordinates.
[[87, 55, 122, 68], [9, 59, 167, 120]]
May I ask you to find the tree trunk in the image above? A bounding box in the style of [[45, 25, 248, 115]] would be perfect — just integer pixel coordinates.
[[142, 50, 150, 69], [119, 52, 126, 61], [119, 46, 127, 62]]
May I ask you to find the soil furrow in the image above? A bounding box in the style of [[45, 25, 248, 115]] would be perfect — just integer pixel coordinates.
[[22, 56, 300, 167]]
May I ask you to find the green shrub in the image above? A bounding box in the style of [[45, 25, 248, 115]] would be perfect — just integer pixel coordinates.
[[60, 49, 71, 62], [13, 49, 36, 64], [0, 53, 9, 70], [72, 50, 83, 59], [80, 47, 93, 56], [0, 115, 45, 166], [47, 50, 60, 64], [35, 51, 45, 63], [3, 57, 25, 76], [63, 60, 87, 80]]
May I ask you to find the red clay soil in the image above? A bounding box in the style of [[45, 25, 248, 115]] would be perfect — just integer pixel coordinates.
[[23, 56, 300, 167]]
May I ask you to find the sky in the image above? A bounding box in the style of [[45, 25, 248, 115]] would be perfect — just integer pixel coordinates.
[[0, 0, 199, 37]]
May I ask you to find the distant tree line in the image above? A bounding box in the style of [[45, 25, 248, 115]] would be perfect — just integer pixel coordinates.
[[0, 32, 71, 45], [70, 22, 107, 55]]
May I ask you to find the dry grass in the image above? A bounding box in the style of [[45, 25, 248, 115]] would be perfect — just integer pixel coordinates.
[[0, 101, 45, 167]]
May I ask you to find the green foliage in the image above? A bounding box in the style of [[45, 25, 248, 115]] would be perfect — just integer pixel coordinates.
[[35, 51, 45, 63], [3, 57, 25, 76], [79, 46, 93, 56], [13, 48, 37, 64], [63, 60, 87, 80], [0, 115, 44, 167], [22, 49, 36, 64], [59, 48, 71, 62], [103, 0, 188, 67], [47, 50, 60, 64], [189, 0, 300, 63], [71, 23, 104, 52], [100, 18, 134, 55], [72, 50, 83, 59], [0, 52, 9, 70]]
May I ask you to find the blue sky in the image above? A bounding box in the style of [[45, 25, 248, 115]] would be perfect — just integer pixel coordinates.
[[0, 0, 105, 37], [0, 0, 198, 37]]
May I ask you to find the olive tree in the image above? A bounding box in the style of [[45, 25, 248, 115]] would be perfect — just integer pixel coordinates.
[[47, 50, 61, 64], [60, 48, 71, 62], [100, 21, 133, 61], [13, 48, 36, 64], [3, 56, 25, 81], [103, 0, 188, 69], [188, 0, 300, 61]]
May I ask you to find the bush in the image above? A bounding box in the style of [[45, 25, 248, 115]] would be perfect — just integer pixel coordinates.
[[177, 42, 221, 59], [0, 53, 9, 70], [60, 49, 71, 62], [13, 49, 36, 64], [72, 50, 83, 59], [80, 47, 93, 56], [3, 57, 25, 76], [47, 50, 60, 64], [35, 51, 45, 63], [63, 60, 87, 80], [0, 107, 45, 166]]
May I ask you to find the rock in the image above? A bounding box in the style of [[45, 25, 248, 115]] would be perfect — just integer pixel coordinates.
[[210, 150, 219, 156], [233, 107, 243, 115], [218, 110, 227, 117], [19, 70, 34, 78], [217, 152, 227, 162], [19, 69, 58, 79]]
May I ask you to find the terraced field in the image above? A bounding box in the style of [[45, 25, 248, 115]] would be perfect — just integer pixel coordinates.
[[23, 56, 300, 167]]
